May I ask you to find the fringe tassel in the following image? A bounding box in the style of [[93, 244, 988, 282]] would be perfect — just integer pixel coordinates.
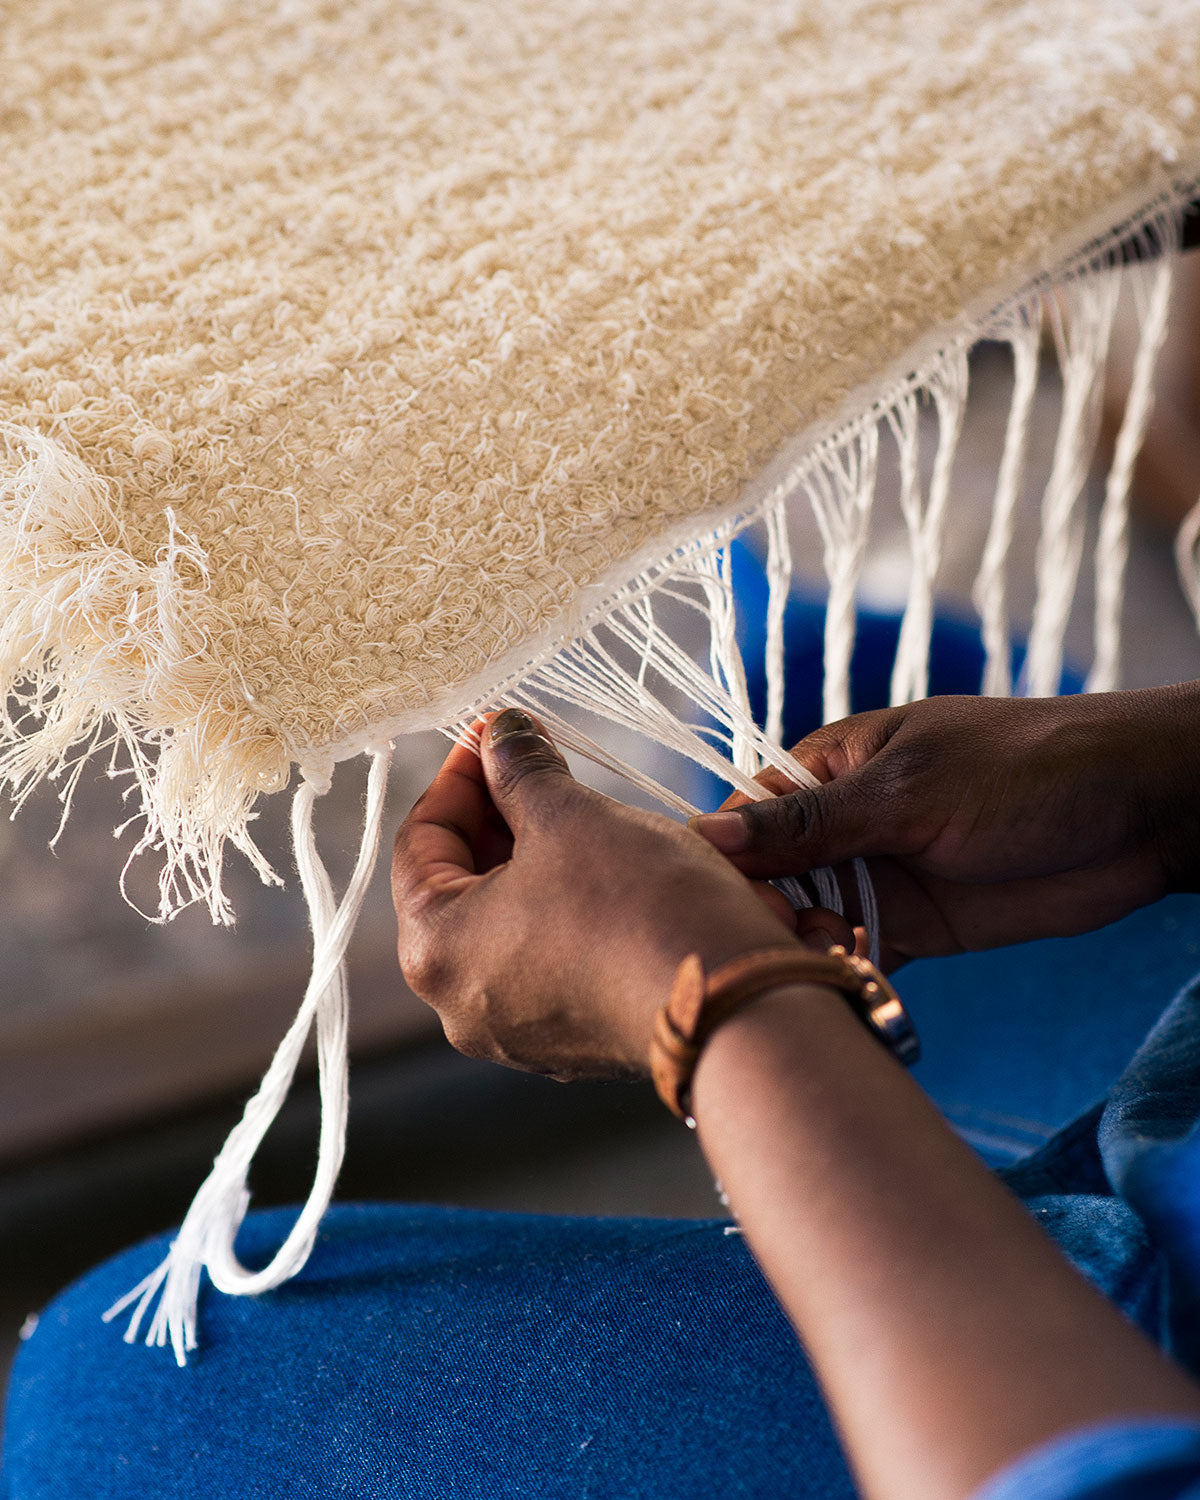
[[973, 302, 1041, 697], [1086, 226, 1178, 692], [699, 545, 760, 778], [805, 424, 880, 725], [497, 562, 882, 923], [889, 350, 969, 706], [1024, 275, 1121, 696], [104, 745, 392, 1365], [763, 495, 792, 745], [0, 425, 287, 926]]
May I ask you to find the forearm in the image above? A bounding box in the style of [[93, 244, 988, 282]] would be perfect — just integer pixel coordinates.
[[1141, 678, 1200, 893], [691, 986, 1200, 1500]]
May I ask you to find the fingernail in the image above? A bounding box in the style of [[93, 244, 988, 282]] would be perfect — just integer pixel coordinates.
[[489, 708, 535, 744], [689, 810, 748, 853]]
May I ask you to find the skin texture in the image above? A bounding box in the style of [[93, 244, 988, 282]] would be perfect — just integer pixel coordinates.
[[691, 685, 1200, 968], [392, 696, 1200, 1500], [695, 986, 1200, 1500], [391, 709, 848, 1078]]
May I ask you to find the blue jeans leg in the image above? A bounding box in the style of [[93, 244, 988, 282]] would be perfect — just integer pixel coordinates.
[[2, 1203, 856, 1500]]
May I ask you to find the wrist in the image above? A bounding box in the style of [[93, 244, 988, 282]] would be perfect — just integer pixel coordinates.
[[1053, 681, 1200, 898], [616, 916, 801, 1065], [649, 946, 915, 1120], [1144, 680, 1200, 893], [690, 979, 870, 1120]]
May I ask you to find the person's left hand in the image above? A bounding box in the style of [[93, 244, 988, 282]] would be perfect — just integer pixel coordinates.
[[392, 708, 848, 1079]]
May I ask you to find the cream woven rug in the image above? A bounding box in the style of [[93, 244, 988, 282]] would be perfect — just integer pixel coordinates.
[[6, 0, 1200, 1360]]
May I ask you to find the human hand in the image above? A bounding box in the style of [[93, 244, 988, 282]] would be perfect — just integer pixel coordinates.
[[690, 687, 1200, 967], [392, 709, 846, 1079]]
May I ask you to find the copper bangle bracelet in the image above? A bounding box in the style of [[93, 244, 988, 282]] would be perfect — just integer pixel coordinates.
[[649, 944, 919, 1123]]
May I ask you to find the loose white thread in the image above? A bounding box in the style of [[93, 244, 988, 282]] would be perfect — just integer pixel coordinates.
[[104, 746, 392, 1364], [1086, 238, 1177, 693], [1024, 274, 1121, 697], [805, 426, 880, 724], [889, 351, 969, 706], [483, 562, 887, 928], [0, 428, 284, 927], [972, 304, 1041, 697], [763, 495, 793, 746], [699, 546, 759, 778]]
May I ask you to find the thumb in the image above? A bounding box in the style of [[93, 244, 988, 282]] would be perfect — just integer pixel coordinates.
[[689, 766, 891, 877], [481, 708, 577, 835]]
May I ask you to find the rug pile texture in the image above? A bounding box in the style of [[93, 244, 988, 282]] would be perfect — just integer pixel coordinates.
[[5, 0, 1200, 917]]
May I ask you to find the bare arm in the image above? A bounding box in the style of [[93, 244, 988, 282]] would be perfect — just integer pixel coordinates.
[[693, 983, 1200, 1500]]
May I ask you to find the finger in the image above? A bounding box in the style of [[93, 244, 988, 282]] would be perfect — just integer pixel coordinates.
[[689, 762, 901, 877], [752, 879, 800, 929], [392, 730, 494, 914], [793, 906, 856, 953], [713, 707, 906, 813], [481, 707, 578, 836]]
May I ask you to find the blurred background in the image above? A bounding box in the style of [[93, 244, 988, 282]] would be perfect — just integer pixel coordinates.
[[5, 253, 1200, 1409]]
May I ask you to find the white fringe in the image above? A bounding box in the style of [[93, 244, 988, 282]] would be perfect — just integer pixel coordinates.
[[1024, 275, 1121, 696], [104, 745, 391, 1365], [763, 495, 792, 745], [973, 303, 1042, 698], [699, 545, 759, 778], [1086, 229, 1178, 693], [806, 425, 880, 725], [889, 351, 969, 706], [0, 425, 287, 925]]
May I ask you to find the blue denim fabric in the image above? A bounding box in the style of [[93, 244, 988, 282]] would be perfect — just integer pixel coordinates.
[[2, 1206, 856, 1500], [906, 894, 1200, 1168], [8, 974, 1200, 1498], [997, 977, 1200, 1370]]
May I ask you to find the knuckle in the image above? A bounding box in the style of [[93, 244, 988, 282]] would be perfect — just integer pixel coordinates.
[[750, 789, 822, 847], [397, 928, 453, 1000], [439, 986, 526, 1069], [885, 744, 944, 814], [514, 777, 590, 841], [873, 743, 924, 798], [439, 1011, 488, 1062], [869, 717, 942, 793], [392, 872, 443, 939], [390, 819, 417, 879]]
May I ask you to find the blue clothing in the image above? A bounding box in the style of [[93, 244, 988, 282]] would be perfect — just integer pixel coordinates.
[[6, 580, 1200, 1497], [976, 1424, 1200, 1500], [7, 968, 1200, 1498], [4, 1206, 852, 1500]]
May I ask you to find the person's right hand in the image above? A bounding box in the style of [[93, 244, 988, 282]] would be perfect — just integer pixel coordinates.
[[690, 686, 1200, 967]]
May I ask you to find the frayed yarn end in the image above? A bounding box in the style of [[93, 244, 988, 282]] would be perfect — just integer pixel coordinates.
[[105, 746, 391, 1361], [0, 423, 289, 923]]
